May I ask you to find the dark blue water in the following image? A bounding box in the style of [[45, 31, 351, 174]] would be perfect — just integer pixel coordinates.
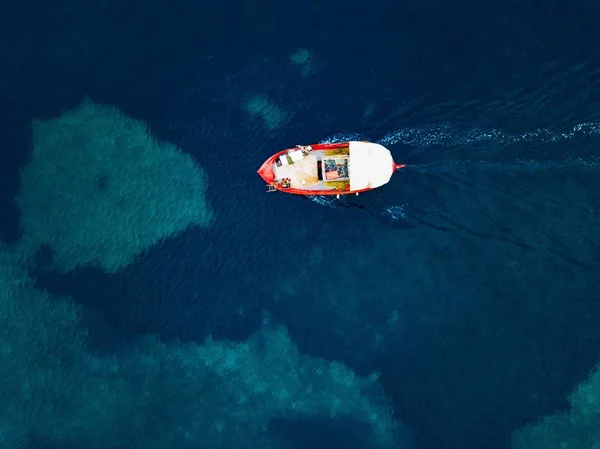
[[2, 0, 600, 448]]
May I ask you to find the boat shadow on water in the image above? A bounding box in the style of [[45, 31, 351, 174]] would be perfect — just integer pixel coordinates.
[[303, 193, 419, 230], [303, 188, 541, 256]]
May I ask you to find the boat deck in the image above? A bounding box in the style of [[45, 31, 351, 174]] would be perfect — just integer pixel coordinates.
[[274, 153, 320, 188], [273, 147, 351, 191]]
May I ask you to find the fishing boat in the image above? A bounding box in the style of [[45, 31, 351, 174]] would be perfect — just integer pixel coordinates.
[[257, 141, 406, 197]]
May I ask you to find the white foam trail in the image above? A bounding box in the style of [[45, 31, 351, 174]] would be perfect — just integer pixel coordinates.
[[381, 205, 408, 221], [407, 157, 600, 173], [486, 157, 600, 171], [319, 132, 366, 144], [308, 196, 338, 208], [378, 122, 600, 147]]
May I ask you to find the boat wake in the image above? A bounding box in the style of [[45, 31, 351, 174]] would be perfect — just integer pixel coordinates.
[[307, 194, 416, 228], [378, 122, 600, 147], [401, 156, 600, 174], [377, 122, 600, 172], [318, 132, 367, 144], [308, 196, 339, 209], [309, 121, 600, 229]]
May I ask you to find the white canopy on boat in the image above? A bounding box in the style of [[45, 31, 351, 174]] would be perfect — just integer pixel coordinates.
[[348, 141, 395, 191]]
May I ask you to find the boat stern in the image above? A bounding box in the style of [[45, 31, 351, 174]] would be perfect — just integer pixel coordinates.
[[348, 141, 397, 191]]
